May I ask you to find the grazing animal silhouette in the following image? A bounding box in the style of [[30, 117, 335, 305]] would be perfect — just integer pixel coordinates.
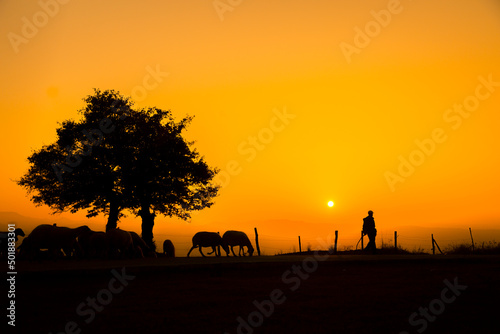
[[106, 228, 134, 258], [222, 230, 255, 256], [0, 228, 25, 241], [0, 228, 25, 257], [163, 239, 175, 257], [77, 229, 95, 258], [129, 231, 157, 258], [187, 232, 229, 257], [18, 225, 90, 259], [79, 231, 110, 259]]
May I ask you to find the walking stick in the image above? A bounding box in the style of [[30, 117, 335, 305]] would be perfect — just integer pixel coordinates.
[[355, 232, 365, 250]]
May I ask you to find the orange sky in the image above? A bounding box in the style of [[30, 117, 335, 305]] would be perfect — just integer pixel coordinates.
[[1, 0, 499, 253]]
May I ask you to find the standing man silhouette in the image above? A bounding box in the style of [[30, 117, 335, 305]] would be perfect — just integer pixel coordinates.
[[363, 210, 377, 254]]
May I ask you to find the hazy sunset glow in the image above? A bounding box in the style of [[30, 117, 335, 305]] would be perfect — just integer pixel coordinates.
[[1, 0, 500, 254]]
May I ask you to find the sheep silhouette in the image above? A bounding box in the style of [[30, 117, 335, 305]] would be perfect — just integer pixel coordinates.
[[187, 232, 229, 257], [0, 228, 25, 257], [77, 230, 110, 259], [129, 231, 157, 258], [106, 228, 134, 259], [18, 224, 90, 259], [163, 239, 175, 257], [0, 228, 25, 241], [222, 230, 254, 256]]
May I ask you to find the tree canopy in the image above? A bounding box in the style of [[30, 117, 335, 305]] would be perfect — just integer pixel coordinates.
[[18, 89, 220, 249]]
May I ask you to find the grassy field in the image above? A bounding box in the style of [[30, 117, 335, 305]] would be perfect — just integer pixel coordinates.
[[10, 254, 500, 333]]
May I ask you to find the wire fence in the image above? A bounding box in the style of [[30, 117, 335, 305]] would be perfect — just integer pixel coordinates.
[[152, 229, 484, 256]]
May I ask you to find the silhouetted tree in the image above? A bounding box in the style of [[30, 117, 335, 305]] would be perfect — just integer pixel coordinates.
[[18, 89, 219, 249], [121, 106, 220, 249]]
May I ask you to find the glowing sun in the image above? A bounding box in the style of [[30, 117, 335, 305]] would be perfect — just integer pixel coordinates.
[[328, 201, 334, 207]]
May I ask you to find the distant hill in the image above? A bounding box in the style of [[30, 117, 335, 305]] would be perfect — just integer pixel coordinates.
[[0, 211, 105, 234]]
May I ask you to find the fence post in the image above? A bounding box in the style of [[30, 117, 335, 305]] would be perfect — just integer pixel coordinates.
[[334, 230, 338, 253], [469, 227, 475, 252], [394, 231, 398, 249], [254, 227, 261, 256], [298, 236, 302, 253], [434, 238, 443, 255], [432, 234, 435, 255]]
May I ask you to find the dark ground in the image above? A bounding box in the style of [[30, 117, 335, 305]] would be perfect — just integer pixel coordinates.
[[7, 255, 500, 334]]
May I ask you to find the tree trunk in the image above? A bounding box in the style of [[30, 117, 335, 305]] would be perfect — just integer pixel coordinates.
[[140, 206, 156, 251], [106, 200, 120, 231]]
